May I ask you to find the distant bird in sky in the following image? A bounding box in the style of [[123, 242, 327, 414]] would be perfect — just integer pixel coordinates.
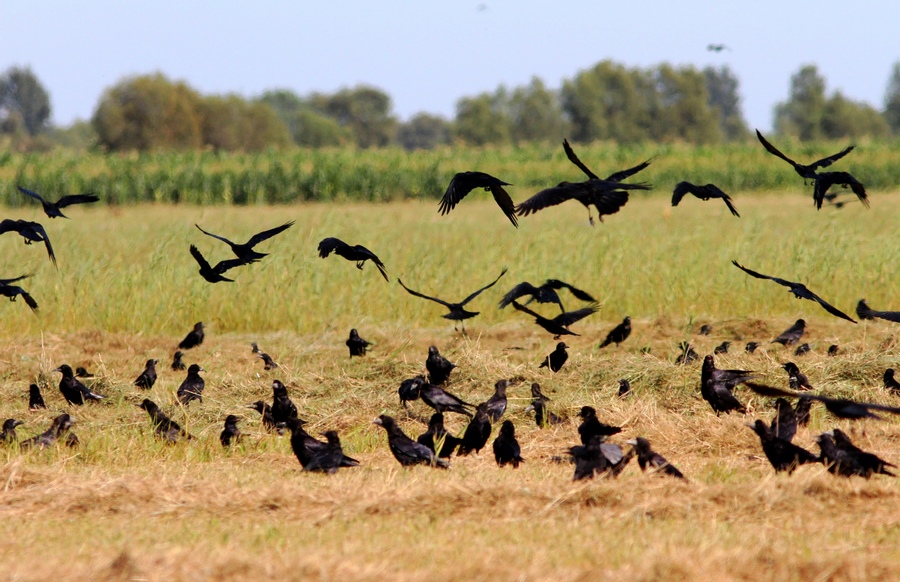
[[399, 268, 507, 332], [317, 237, 388, 281], [732, 261, 856, 323], [510, 300, 597, 338], [771, 319, 806, 346], [220, 415, 242, 447], [195, 221, 294, 263], [598, 317, 632, 349], [17, 186, 99, 219], [498, 279, 595, 313], [856, 299, 900, 323], [54, 364, 105, 405], [373, 414, 448, 468], [425, 346, 456, 385], [627, 437, 684, 478], [439, 171, 518, 227], [178, 322, 205, 350], [134, 359, 158, 390], [176, 364, 205, 405], [540, 342, 569, 372], [492, 420, 524, 468], [706, 43, 731, 52], [171, 351, 186, 371], [189, 244, 248, 283], [671, 182, 740, 217], [0, 219, 57, 268], [346, 328, 370, 357], [756, 130, 854, 182], [28, 384, 46, 410], [0, 273, 38, 313]]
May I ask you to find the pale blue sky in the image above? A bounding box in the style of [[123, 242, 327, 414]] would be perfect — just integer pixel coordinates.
[[2, 1, 898, 132]]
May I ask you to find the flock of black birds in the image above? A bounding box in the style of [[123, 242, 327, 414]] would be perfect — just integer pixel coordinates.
[[1, 132, 898, 483]]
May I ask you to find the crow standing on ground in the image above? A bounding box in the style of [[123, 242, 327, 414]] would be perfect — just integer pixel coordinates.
[[782, 362, 813, 391], [54, 364, 105, 405], [373, 415, 448, 468], [748, 419, 819, 474], [75, 367, 94, 378], [732, 261, 856, 323], [271, 380, 298, 424], [286, 419, 360, 472], [484, 379, 509, 422], [317, 237, 389, 281], [618, 379, 631, 398], [525, 399, 564, 428], [17, 186, 99, 219], [856, 299, 900, 323], [189, 245, 249, 283], [438, 171, 518, 227], [138, 399, 192, 442], [20, 414, 76, 449], [627, 437, 684, 478], [714, 341, 730, 355], [399, 268, 507, 332], [179, 322, 205, 350], [134, 359, 158, 390], [398, 376, 425, 407], [1, 419, 23, 444], [0, 219, 57, 267], [540, 342, 569, 372], [828, 344, 840, 356], [700, 355, 754, 415], [699, 324, 713, 336], [829, 429, 895, 478], [816, 431, 894, 478], [794, 343, 811, 356], [220, 415, 242, 447], [0, 274, 38, 313], [419, 382, 474, 417], [346, 329, 370, 357], [577, 406, 622, 444], [599, 317, 632, 348], [771, 398, 800, 442], [417, 412, 463, 458], [510, 300, 598, 338], [258, 353, 278, 370], [493, 420, 524, 467], [771, 319, 806, 346], [457, 403, 492, 456], [176, 364, 205, 405], [425, 346, 456, 385], [671, 182, 740, 217], [195, 221, 294, 263], [171, 351, 186, 371], [247, 401, 278, 431], [28, 384, 46, 410], [745, 341, 760, 354], [499, 279, 596, 313], [675, 341, 700, 364], [530, 382, 550, 402], [570, 435, 634, 480], [884, 369, 900, 395]]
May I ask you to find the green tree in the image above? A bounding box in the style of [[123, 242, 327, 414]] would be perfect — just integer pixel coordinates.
[[884, 61, 900, 134], [396, 113, 450, 150], [92, 73, 204, 151], [0, 66, 51, 135], [649, 64, 721, 143], [453, 89, 511, 145], [257, 89, 349, 147], [774, 65, 827, 140], [703, 66, 749, 140], [200, 95, 290, 151], [309, 85, 397, 148], [821, 92, 889, 139], [508, 77, 567, 143]]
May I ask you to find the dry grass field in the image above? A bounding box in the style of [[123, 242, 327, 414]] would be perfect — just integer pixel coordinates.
[[1, 192, 900, 580]]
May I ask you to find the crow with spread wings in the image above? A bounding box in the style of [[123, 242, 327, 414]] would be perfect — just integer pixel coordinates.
[[509, 300, 598, 338], [195, 221, 294, 263], [317, 237, 389, 281], [398, 268, 507, 332], [18, 186, 99, 219], [0, 219, 57, 268], [498, 279, 595, 312], [671, 182, 740, 217], [438, 171, 518, 228]]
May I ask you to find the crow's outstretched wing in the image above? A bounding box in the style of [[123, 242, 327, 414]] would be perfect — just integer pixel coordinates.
[[459, 268, 508, 306], [398, 279, 454, 309]]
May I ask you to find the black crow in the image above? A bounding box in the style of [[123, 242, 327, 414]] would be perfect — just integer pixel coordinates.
[[748, 420, 819, 474], [0, 274, 38, 313], [732, 261, 856, 323], [700, 355, 753, 414], [419, 382, 474, 417], [28, 384, 46, 410], [189, 245, 249, 283], [540, 342, 569, 372], [525, 399, 565, 428], [0, 219, 56, 267], [176, 364, 205, 405], [499, 279, 595, 313], [812, 172, 868, 210], [493, 420, 524, 467], [675, 341, 700, 365], [75, 367, 94, 378], [54, 364, 105, 405], [17, 186, 99, 219], [744, 383, 900, 421], [438, 171, 518, 227], [795, 395, 813, 426], [794, 343, 811, 356], [745, 341, 760, 354], [271, 380, 298, 424], [317, 237, 388, 281], [178, 322, 205, 350], [884, 369, 900, 395], [626, 437, 684, 478], [756, 130, 854, 182], [772, 319, 806, 346], [247, 400, 278, 431], [515, 180, 651, 225], [599, 317, 631, 349], [138, 399, 192, 443], [251, 342, 260, 354], [417, 412, 463, 458], [399, 269, 507, 332], [618, 379, 631, 398], [346, 329, 370, 357], [577, 406, 621, 444], [856, 299, 900, 323], [373, 415, 448, 468], [699, 324, 713, 336], [259, 353, 279, 370], [425, 346, 456, 385], [20, 414, 76, 449], [457, 403, 491, 456], [570, 435, 634, 480], [827, 344, 839, 357], [398, 376, 425, 407], [816, 432, 893, 478], [510, 300, 598, 338], [220, 415, 242, 447], [771, 398, 799, 442], [783, 362, 813, 391], [304, 431, 359, 473], [671, 182, 740, 217], [530, 382, 551, 402], [171, 351, 186, 371], [195, 221, 294, 263], [1, 419, 23, 444], [134, 359, 158, 390], [829, 429, 895, 478], [484, 379, 508, 422]]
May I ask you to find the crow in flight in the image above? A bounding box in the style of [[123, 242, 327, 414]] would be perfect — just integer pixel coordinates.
[[189, 245, 248, 283], [28, 384, 46, 410], [598, 317, 631, 348], [399, 268, 507, 332], [346, 328, 370, 357], [510, 300, 597, 338], [671, 182, 740, 217], [176, 364, 205, 405], [178, 322, 205, 350], [54, 364, 105, 405], [492, 420, 524, 468], [0, 219, 56, 268], [540, 342, 569, 372], [425, 346, 456, 385], [515, 180, 651, 226], [498, 279, 595, 313], [220, 415, 242, 447], [744, 382, 900, 421], [317, 237, 388, 281], [134, 359, 158, 390], [18, 186, 99, 219], [438, 171, 518, 228], [626, 437, 684, 478], [812, 172, 868, 210], [856, 299, 900, 323], [0, 273, 38, 313], [373, 415, 448, 468], [747, 419, 819, 474], [195, 221, 294, 263], [732, 261, 856, 323], [707, 44, 730, 52], [137, 399, 192, 443], [417, 412, 463, 458], [756, 130, 854, 182]]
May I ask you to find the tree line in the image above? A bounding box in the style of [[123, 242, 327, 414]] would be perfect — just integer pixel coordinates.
[[2, 61, 900, 153]]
